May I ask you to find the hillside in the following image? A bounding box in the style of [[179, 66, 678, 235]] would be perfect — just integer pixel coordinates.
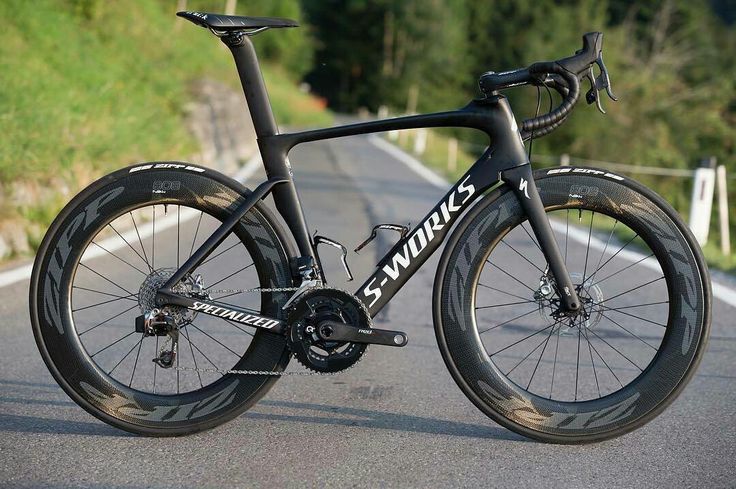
[[0, 0, 329, 259]]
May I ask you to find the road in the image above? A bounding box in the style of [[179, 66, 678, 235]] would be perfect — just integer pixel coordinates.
[[1, 134, 735, 488]]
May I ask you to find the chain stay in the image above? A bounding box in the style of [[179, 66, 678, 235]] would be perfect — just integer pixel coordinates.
[[168, 284, 365, 376]]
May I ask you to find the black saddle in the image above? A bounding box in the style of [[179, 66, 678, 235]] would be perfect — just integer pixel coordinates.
[[177, 11, 298, 31]]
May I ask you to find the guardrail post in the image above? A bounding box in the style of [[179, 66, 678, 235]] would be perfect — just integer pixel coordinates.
[[448, 138, 458, 173], [689, 157, 717, 245], [560, 153, 570, 166], [413, 129, 427, 155], [716, 164, 731, 255]]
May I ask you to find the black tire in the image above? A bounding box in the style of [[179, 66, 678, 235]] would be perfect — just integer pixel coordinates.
[[30, 162, 296, 436], [434, 168, 711, 443]]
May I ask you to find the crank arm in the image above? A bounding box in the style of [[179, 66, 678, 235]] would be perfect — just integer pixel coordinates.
[[317, 320, 408, 347]]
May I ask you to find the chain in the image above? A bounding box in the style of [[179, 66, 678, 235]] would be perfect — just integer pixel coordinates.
[[173, 365, 342, 376], [168, 284, 359, 376]]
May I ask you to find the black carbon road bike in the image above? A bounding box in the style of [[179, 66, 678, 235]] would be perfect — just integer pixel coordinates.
[[30, 11, 711, 443]]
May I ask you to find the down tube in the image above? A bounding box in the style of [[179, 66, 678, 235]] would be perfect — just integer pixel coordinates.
[[355, 157, 498, 317]]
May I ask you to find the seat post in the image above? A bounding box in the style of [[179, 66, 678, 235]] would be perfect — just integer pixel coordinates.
[[221, 33, 278, 138]]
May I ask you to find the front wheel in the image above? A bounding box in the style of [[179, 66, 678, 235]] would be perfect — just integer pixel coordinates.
[[434, 168, 711, 443]]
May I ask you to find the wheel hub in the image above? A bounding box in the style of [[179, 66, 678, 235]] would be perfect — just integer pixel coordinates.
[[138, 268, 201, 326], [537, 272, 604, 334]]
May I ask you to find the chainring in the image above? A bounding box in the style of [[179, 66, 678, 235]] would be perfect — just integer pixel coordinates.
[[287, 288, 370, 373]]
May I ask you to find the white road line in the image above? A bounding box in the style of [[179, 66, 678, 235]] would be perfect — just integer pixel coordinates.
[[367, 135, 736, 309], [0, 154, 263, 289]]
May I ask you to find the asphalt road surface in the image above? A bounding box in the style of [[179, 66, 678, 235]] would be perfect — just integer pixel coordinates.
[[1, 135, 734, 488]]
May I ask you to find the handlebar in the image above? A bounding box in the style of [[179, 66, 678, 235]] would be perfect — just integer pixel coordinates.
[[478, 32, 613, 139]]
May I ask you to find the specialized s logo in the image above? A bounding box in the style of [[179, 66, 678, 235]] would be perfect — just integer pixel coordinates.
[[519, 178, 530, 199], [362, 176, 475, 307]]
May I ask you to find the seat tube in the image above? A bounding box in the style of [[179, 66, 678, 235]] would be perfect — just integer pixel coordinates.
[[221, 33, 318, 266]]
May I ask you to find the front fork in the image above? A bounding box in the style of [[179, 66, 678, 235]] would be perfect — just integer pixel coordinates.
[[502, 164, 581, 314]]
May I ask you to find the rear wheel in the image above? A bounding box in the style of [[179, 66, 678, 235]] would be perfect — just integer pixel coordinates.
[[30, 163, 294, 436], [434, 168, 710, 443]]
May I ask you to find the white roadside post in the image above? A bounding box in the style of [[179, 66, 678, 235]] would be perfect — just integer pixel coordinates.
[[413, 128, 427, 155], [688, 157, 717, 246], [447, 138, 458, 173], [716, 164, 731, 255]]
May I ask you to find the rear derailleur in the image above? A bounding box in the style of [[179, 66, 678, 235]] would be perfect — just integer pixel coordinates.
[[136, 309, 179, 369]]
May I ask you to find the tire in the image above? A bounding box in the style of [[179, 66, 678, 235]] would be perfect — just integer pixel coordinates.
[[30, 162, 296, 436], [433, 167, 711, 443]]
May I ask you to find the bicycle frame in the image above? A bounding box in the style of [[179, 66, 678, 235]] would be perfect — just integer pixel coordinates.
[[157, 33, 581, 334]]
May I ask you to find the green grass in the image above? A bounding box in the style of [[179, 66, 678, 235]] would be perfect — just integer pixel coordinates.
[[0, 0, 330, 257]]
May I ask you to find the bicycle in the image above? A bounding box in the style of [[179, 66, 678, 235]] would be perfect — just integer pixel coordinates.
[[30, 11, 711, 443]]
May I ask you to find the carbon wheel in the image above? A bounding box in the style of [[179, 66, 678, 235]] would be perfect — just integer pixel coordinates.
[[434, 168, 711, 443], [30, 163, 295, 436]]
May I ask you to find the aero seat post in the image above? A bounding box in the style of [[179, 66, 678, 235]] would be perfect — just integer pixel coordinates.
[[222, 34, 278, 138], [221, 32, 320, 276]]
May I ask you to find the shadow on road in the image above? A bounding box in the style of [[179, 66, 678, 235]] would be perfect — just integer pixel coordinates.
[[0, 413, 125, 437], [250, 399, 529, 442]]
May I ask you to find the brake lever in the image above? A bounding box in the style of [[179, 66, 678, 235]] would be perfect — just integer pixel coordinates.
[[584, 53, 618, 114]]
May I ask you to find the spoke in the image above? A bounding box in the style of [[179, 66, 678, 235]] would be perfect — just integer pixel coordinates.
[[180, 326, 203, 388], [586, 219, 617, 285], [201, 238, 242, 266], [153, 336, 159, 394], [477, 283, 531, 302], [597, 305, 668, 328], [600, 313, 661, 349], [176, 335, 180, 395], [108, 223, 152, 273], [90, 241, 148, 276], [564, 209, 569, 266], [207, 263, 255, 289], [520, 222, 543, 254], [130, 212, 153, 272], [476, 299, 538, 310], [582, 327, 601, 398], [584, 328, 624, 388], [505, 323, 559, 377], [152, 206, 156, 269], [599, 300, 669, 311], [177, 205, 181, 268], [189, 211, 204, 259], [73, 293, 137, 313], [587, 232, 640, 279], [78, 303, 139, 336], [478, 307, 539, 335], [549, 323, 561, 399], [581, 211, 595, 284], [595, 252, 655, 285], [588, 328, 643, 371], [575, 320, 581, 401], [603, 276, 665, 304], [128, 335, 144, 387], [90, 330, 137, 358], [525, 321, 559, 389], [78, 263, 136, 297], [486, 260, 537, 294], [73, 286, 137, 301], [189, 323, 242, 357], [108, 335, 144, 375], [223, 319, 256, 338], [489, 322, 556, 357], [181, 328, 224, 373], [499, 239, 545, 274]]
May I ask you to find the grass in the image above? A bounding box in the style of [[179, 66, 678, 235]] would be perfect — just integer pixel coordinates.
[[0, 0, 330, 258]]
